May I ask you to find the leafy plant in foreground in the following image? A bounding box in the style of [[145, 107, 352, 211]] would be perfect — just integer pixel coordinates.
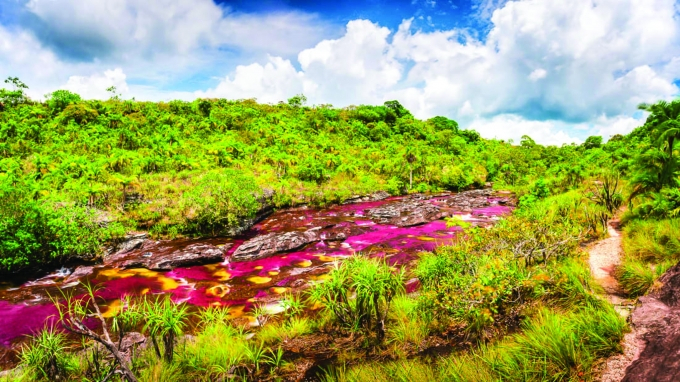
[[308, 256, 404, 340], [20, 327, 78, 381], [143, 297, 191, 363]]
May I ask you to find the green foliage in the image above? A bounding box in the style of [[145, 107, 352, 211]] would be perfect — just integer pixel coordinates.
[[417, 195, 585, 338], [323, 304, 626, 382], [143, 297, 191, 363], [181, 169, 259, 235], [20, 327, 79, 381], [0, 79, 635, 274], [0, 77, 29, 107], [582, 135, 603, 149], [622, 218, 680, 263], [0, 185, 120, 274], [308, 256, 405, 339], [177, 323, 249, 379], [46, 90, 82, 113], [617, 258, 673, 297]]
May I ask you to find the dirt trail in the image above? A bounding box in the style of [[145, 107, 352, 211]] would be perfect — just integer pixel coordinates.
[[590, 220, 642, 382]]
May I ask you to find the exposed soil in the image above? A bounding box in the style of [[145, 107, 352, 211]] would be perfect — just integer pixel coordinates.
[[588, 219, 638, 382], [590, 220, 639, 382]]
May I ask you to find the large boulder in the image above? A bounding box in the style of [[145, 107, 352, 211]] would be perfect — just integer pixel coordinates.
[[623, 262, 680, 381], [230, 224, 369, 262], [366, 200, 445, 227], [438, 189, 496, 211], [105, 240, 231, 271]]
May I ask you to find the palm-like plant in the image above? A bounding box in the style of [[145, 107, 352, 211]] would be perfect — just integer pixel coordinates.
[[639, 100, 680, 161], [143, 297, 191, 363], [308, 256, 404, 341]]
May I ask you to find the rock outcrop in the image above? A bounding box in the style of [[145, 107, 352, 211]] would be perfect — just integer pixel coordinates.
[[438, 189, 496, 211], [231, 224, 368, 262], [105, 240, 231, 271], [342, 191, 391, 204], [366, 199, 446, 227], [623, 262, 680, 381]]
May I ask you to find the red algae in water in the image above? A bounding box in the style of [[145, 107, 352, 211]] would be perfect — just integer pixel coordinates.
[[0, 192, 514, 348], [0, 301, 59, 346]]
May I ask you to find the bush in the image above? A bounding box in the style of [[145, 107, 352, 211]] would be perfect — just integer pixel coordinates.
[[0, 187, 117, 274], [617, 258, 673, 297], [308, 256, 404, 340], [20, 327, 80, 381], [46, 90, 82, 113], [182, 169, 260, 235]]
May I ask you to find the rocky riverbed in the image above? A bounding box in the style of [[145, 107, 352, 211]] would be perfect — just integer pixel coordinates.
[[0, 189, 513, 365]]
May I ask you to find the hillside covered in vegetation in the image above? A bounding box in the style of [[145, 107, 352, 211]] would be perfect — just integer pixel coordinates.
[[3, 79, 680, 381], [0, 79, 620, 276]]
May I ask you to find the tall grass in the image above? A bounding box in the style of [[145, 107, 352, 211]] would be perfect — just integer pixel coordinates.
[[617, 218, 680, 296], [385, 295, 429, 352], [19, 327, 79, 381], [622, 218, 680, 263], [177, 322, 249, 380], [143, 297, 191, 363], [617, 258, 673, 297], [322, 303, 626, 382], [308, 256, 404, 340]]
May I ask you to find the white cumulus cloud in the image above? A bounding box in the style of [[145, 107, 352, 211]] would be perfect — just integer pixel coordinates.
[[2, 0, 679, 145], [62, 68, 129, 100]]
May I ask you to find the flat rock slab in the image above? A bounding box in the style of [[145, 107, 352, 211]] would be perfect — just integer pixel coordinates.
[[105, 238, 233, 270], [231, 224, 369, 262], [366, 200, 446, 227]]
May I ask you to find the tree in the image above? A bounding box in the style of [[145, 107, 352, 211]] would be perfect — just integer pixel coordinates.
[[287, 94, 307, 108], [428, 116, 459, 133], [520, 135, 536, 148], [628, 100, 680, 200], [583, 135, 603, 150], [0, 77, 29, 106], [383, 100, 411, 118], [46, 90, 82, 113], [639, 100, 680, 164]]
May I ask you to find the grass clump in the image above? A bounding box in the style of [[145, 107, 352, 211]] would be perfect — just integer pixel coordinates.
[[617, 258, 673, 297], [622, 218, 680, 263], [616, 218, 680, 297], [308, 256, 404, 340], [19, 327, 80, 381], [322, 303, 626, 382]]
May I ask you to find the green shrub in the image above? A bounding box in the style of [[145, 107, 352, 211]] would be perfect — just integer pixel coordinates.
[[308, 256, 404, 339], [20, 327, 80, 381], [0, 186, 119, 274], [143, 297, 191, 363], [181, 169, 259, 235]]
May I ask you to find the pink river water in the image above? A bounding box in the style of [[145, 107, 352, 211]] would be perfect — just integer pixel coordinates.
[[0, 193, 512, 349]]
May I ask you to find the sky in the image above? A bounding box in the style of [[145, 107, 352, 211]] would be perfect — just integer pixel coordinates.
[[0, 0, 679, 145]]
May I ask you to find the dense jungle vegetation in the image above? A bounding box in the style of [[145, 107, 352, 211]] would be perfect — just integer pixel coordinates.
[[3, 77, 680, 381]]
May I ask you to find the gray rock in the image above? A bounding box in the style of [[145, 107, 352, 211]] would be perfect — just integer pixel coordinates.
[[106, 233, 148, 256], [64, 266, 95, 284], [230, 223, 370, 262], [366, 200, 445, 227], [106, 242, 230, 270], [231, 228, 322, 262], [342, 191, 391, 204]]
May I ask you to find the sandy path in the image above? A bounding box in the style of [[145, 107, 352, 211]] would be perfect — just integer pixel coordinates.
[[591, 220, 643, 382]]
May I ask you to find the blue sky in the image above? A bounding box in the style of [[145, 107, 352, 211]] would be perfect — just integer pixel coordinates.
[[0, 0, 678, 144]]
